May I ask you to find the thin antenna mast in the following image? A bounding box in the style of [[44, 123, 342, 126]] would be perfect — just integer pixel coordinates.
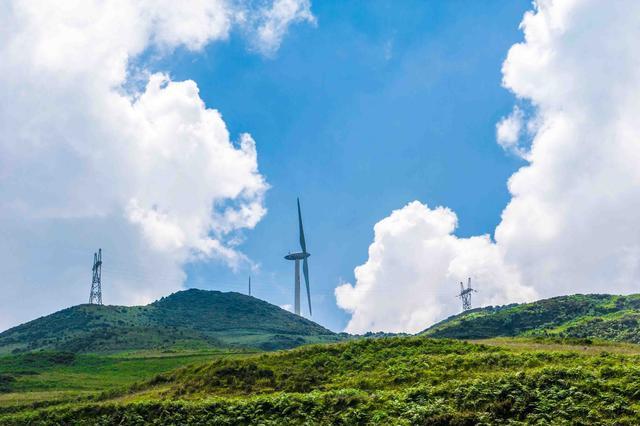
[[89, 248, 103, 305]]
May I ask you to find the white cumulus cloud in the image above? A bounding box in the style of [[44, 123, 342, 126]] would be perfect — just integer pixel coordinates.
[[0, 0, 313, 330], [335, 202, 536, 334], [497, 0, 640, 298], [496, 106, 527, 157], [337, 0, 640, 333]]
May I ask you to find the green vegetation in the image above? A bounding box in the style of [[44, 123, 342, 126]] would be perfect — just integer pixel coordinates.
[[4, 336, 640, 424], [422, 293, 640, 342], [0, 348, 255, 417], [6, 293, 640, 423], [0, 289, 338, 354]]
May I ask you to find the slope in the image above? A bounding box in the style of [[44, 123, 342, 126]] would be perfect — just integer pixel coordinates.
[[421, 293, 640, 341], [6, 336, 640, 424], [0, 289, 337, 354]]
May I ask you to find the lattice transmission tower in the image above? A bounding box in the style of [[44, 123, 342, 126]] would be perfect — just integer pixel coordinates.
[[457, 277, 476, 311], [89, 248, 103, 305]]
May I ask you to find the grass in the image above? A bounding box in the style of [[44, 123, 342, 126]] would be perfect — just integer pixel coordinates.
[[421, 293, 640, 342], [0, 289, 338, 354], [5, 336, 640, 424], [0, 348, 257, 415], [472, 336, 640, 354]]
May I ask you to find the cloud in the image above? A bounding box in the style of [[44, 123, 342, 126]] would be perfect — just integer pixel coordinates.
[[496, 106, 527, 157], [337, 0, 640, 333], [0, 1, 313, 330], [239, 0, 315, 56], [280, 304, 294, 312], [496, 0, 640, 298], [335, 202, 536, 333]]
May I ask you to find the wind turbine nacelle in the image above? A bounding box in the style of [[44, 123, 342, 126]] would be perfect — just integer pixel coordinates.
[[284, 252, 310, 260]]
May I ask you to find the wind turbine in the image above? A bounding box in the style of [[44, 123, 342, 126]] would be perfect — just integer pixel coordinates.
[[284, 198, 312, 316]]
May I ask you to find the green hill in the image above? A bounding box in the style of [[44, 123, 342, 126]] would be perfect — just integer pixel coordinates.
[[9, 294, 640, 423], [421, 293, 640, 341], [6, 336, 640, 424], [0, 289, 337, 354]]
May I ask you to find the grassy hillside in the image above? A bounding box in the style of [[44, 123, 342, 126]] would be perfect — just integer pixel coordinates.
[[0, 289, 337, 354], [6, 293, 640, 423], [421, 294, 640, 342], [0, 349, 241, 404], [5, 336, 640, 424], [0, 348, 262, 420]]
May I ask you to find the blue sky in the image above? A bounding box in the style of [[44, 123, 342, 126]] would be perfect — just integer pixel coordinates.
[[2, 1, 637, 334], [155, 0, 531, 331]]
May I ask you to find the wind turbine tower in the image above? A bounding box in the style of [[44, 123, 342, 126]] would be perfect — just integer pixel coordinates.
[[284, 198, 312, 316], [457, 277, 476, 311]]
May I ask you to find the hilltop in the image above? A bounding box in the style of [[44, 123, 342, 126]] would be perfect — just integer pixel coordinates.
[[0, 289, 337, 354], [421, 293, 640, 341]]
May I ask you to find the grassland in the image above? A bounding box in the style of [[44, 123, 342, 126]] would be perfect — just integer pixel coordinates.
[[422, 294, 640, 342], [0, 289, 338, 354], [5, 293, 640, 424], [4, 336, 640, 424], [0, 348, 258, 418]]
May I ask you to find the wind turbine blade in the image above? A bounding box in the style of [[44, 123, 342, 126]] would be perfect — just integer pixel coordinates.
[[297, 198, 307, 253], [303, 258, 312, 315]]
